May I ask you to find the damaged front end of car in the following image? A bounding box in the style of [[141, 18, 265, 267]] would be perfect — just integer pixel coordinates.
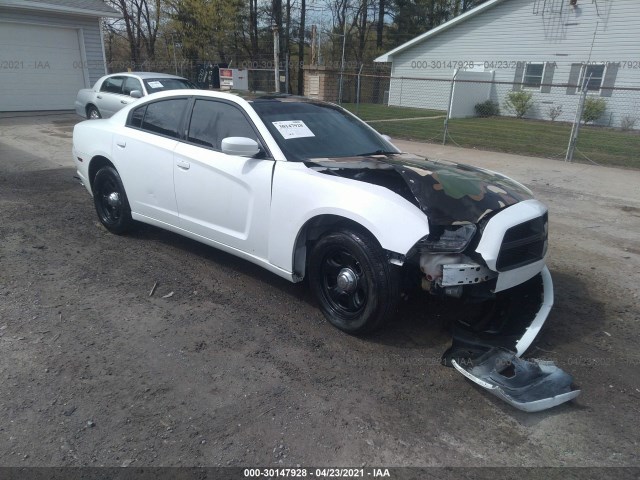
[[406, 204, 581, 412], [309, 153, 580, 411]]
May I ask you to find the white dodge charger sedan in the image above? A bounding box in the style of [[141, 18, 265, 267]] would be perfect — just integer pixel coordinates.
[[73, 90, 580, 411]]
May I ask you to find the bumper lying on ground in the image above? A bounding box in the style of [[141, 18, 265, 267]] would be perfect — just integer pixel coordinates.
[[443, 267, 580, 412], [452, 348, 581, 412]]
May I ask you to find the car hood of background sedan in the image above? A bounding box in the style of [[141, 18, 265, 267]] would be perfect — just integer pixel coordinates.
[[308, 153, 534, 226]]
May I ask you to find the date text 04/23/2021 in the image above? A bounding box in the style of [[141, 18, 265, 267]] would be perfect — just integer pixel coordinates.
[[243, 468, 391, 478]]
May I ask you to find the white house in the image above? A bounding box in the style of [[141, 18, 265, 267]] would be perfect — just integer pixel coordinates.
[[0, 0, 121, 111], [375, 0, 640, 127]]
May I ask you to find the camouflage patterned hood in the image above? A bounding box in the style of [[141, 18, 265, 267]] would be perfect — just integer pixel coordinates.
[[309, 153, 534, 226]]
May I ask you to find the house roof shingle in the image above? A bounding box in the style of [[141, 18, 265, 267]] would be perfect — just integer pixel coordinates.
[[0, 0, 121, 17]]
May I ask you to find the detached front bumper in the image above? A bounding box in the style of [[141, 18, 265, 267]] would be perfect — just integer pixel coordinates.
[[440, 267, 579, 412], [451, 347, 581, 412]]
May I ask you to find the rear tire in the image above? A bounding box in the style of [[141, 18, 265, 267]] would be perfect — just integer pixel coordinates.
[[87, 105, 101, 119], [92, 166, 133, 234], [308, 228, 399, 334]]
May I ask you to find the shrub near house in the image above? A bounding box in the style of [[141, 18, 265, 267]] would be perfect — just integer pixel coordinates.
[[582, 97, 607, 124], [504, 91, 534, 119]]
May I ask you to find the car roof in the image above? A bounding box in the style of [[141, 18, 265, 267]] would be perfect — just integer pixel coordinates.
[[230, 91, 340, 109], [135, 89, 338, 109], [108, 72, 187, 80]]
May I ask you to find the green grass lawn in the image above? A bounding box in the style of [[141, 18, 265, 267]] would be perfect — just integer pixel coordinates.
[[341, 103, 444, 121], [344, 104, 639, 169]]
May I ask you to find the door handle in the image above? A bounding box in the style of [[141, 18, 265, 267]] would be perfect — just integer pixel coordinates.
[[121, 100, 129, 104], [116, 141, 126, 148], [176, 160, 190, 170], [97, 95, 102, 99]]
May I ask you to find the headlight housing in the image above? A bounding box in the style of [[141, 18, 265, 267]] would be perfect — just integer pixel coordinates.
[[417, 224, 477, 253]]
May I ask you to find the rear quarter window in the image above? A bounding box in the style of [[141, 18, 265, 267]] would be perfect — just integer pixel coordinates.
[[129, 105, 146, 128]]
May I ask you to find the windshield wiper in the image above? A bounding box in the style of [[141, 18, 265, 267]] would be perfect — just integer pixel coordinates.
[[355, 150, 398, 156]]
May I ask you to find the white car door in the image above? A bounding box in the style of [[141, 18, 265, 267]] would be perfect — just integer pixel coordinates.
[[95, 76, 126, 117], [173, 98, 274, 259], [112, 97, 190, 224]]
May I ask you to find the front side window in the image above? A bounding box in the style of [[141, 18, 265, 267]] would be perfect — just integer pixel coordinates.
[[580, 64, 606, 91], [522, 63, 544, 89], [187, 99, 257, 150], [251, 101, 397, 161], [123, 77, 143, 96], [100, 76, 124, 94], [138, 98, 188, 138]]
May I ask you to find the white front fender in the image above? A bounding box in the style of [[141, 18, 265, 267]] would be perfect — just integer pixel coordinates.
[[267, 162, 430, 274]]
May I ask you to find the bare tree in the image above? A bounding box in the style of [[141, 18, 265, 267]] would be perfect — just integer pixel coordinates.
[[106, 0, 161, 65], [297, 0, 306, 94], [249, 0, 259, 58], [376, 0, 384, 48]]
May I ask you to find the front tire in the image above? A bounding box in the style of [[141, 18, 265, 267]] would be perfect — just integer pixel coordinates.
[[308, 228, 399, 334], [92, 166, 133, 234]]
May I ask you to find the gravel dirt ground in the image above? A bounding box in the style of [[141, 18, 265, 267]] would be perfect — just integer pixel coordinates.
[[0, 113, 639, 469]]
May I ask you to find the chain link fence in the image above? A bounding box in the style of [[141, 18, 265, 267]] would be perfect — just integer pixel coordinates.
[[108, 60, 639, 169], [303, 69, 640, 169]]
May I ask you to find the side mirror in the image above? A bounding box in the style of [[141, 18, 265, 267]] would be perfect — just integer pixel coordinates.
[[381, 134, 392, 142], [221, 137, 260, 157], [130, 90, 143, 98]]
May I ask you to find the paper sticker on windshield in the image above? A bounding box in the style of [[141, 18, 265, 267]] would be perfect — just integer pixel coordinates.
[[147, 81, 164, 89], [272, 120, 315, 139]]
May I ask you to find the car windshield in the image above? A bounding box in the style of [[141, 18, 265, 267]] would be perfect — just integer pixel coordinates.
[[250, 100, 398, 161], [143, 78, 195, 93]]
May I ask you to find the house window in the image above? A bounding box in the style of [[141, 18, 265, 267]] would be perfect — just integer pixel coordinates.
[[522, 63, 545, 89], [580, 64, 606, 91]]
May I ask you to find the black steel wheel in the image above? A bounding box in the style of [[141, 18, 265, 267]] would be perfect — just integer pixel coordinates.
[[87, 105, 101, 119], [309, 228, 399, 334], [92, 166, 133, 234]]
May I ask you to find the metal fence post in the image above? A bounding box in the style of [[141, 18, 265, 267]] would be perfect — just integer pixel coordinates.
[[273, 26, 280, 93], [566, 69, 590, 162], [285, 52, 290, 94], [356, 64, 363, 115], [443, 68, 459, 145]]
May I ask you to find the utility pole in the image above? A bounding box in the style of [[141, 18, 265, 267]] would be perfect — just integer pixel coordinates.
[[273, 25, 280, 93]]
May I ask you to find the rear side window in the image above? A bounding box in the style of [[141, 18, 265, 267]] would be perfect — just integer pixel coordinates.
[[187, 99, 257, 150], [139, 98, 188, 138], [100, 76, 124, 94]]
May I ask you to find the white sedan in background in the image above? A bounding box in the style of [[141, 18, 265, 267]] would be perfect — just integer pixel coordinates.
[[74, 72, 195, 119], [72, 90, 579, 411]]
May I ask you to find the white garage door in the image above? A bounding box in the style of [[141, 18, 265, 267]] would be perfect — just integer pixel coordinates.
[[0, 22, 88, 111]]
